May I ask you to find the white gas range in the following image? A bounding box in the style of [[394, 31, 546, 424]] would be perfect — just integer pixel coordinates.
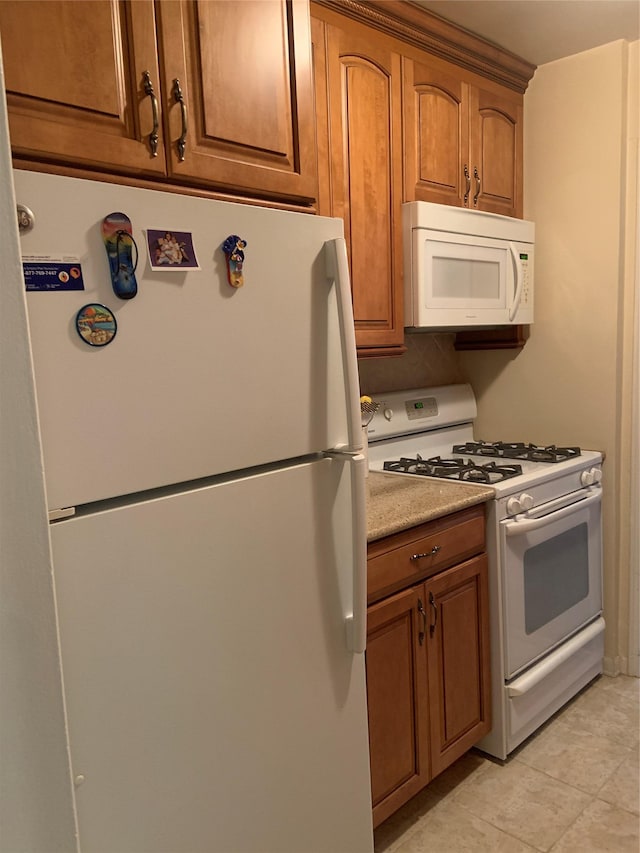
[[366, 384, 604, 759]]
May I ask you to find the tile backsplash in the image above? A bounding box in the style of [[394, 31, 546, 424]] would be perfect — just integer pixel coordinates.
[[358, 332, 464, 395]]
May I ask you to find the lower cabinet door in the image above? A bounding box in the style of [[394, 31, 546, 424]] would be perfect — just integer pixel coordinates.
[[425, 555, 492, 778], [366, 586, 430, 827]]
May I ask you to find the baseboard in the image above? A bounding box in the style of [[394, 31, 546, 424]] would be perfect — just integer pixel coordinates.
[[603, 654, 630, 676]]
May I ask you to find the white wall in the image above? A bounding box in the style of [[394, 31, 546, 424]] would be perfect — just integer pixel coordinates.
[[460, 40, 639, 674], [0, 53, 77, 851], [622, 40, 639, 675]]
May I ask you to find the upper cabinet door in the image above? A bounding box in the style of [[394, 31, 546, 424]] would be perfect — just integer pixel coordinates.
[[324, 21, 404, 354], [0, 0, 166, 175], [469, 85, 523, 218], [403, 58, 470, 208], [157, 0, 317, 204], [404, 59, 523, 219]]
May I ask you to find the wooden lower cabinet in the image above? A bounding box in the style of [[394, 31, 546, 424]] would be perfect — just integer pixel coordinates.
[[367, 586, 430, 827], [425, 555, 491, 779], [366, 508, 491, 828]]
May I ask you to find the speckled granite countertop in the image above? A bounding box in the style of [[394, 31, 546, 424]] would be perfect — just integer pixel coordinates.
[[367, 471, 494, 542]]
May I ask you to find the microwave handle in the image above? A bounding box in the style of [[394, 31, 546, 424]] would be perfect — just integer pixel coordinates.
[[508, 242, 524, 321]]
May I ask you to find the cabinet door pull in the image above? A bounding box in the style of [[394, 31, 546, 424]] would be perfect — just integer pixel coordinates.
[[429, 591, 437, 637], [172, 78, 188, 162], [473, 167, 481, 206], [410, 545, 441, 561], [142, 71, 160, 157], [417, 598, 427, 646], [463, 164, 471, 205]]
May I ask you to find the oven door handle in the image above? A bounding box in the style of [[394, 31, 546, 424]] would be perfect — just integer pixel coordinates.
[[504, 489, 600, 536], [525, 487, 601, 519], [506, 617, 605, 696]]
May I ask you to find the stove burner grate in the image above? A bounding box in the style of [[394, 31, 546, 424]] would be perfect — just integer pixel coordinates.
[[383, 454, 523, 483], [452, 441, 581, 463]]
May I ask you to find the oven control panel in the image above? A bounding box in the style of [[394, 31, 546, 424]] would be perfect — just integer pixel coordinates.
[[405, 396, 438, 420], [364, 384, 477, 441], [496, 461, 603, 519]]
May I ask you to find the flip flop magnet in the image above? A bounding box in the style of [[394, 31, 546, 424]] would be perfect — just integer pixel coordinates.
[[102, 212, 139, 299]]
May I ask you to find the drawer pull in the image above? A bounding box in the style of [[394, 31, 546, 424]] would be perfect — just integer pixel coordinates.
[[411, 546, 441, 561]]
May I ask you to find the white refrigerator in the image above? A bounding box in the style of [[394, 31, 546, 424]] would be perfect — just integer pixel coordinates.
[[15, 170, 373, 853]]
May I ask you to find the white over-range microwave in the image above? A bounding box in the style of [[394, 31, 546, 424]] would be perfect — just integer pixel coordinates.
[[404, 201, 535, 329]]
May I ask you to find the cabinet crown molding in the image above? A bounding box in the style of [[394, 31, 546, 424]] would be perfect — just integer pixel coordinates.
[[312, 0, 536, 92]]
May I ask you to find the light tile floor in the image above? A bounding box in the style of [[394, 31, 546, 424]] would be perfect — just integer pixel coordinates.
[[375, 674, 639, 852]]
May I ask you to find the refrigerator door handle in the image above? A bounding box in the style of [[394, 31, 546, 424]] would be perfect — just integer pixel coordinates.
[[344, 452, 367, 654], [325, 238, 363, 453]]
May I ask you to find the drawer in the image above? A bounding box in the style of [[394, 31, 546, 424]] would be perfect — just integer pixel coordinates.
[[367, 505, 485, 603]]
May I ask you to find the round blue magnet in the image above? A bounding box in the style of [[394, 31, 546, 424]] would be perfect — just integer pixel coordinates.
[[75, 303, 117, 347]]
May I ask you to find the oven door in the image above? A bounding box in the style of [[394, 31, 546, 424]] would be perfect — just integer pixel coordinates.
[[500, 488, 602, 679]]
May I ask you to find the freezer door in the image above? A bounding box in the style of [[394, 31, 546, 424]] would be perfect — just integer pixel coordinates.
[[50, 456, 373, 853], [15, 170, 358, 510]]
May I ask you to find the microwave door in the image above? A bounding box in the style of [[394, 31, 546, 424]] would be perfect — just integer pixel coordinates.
[[414, 231, 509, 327], [404, 201, 535, 329]]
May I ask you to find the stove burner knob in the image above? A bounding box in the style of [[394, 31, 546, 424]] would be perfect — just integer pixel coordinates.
[[580, 467, 602, 486], [520, 493, 535, 511], [383, 407, 393, 421], [507, 496, 522, 514], [507, 493, 534, 515]]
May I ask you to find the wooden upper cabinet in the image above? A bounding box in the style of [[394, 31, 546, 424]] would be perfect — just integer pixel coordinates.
[[158, 0, 317, 202], [310, 16, 332, 217], [323, 20, 404, 354], [1, 0, 317, 204], [403, 57, 469, 208], [469, 85, 523, 218], [404, 57, 523, 218], [0, 0, 166, 175]]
